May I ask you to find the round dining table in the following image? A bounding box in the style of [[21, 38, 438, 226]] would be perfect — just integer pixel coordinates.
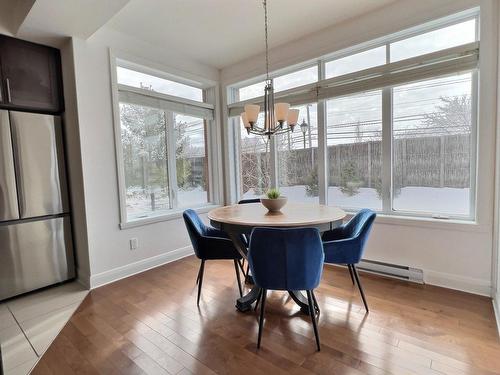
[[208, 202, 346, 313]]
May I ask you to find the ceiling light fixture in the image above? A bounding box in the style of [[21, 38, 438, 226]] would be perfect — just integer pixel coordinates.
[[240, 0, 303, 139]]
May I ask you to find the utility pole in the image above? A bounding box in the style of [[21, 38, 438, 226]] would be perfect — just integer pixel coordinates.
[[306, 104, 314, 167]]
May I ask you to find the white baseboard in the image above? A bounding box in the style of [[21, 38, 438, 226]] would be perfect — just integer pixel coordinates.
[[424, 269, 491, 297], [493, 293, 500, 337], [89, 246, 194, 289]]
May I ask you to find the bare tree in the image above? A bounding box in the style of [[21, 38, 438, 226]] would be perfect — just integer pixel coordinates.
[[423, 95, 471, 135], [240, 136, 270, 195]]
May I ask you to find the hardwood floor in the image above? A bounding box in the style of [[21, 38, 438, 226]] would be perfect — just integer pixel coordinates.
[[32, 256, 500, 374]]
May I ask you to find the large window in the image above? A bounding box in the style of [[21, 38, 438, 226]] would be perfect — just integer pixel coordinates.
[[174, 114, 209, 209], [120, 103, 170, 219], [115, 63, 215, 224], [229, 11, 479, 220], [274, 66, 318, 92], [117, 66, 203, 102], [392, 73, 473, 216], [277, 104, 318, 203], [325, 46, 386, 79], [390, 19, 476, 62], [237, 66, 318, 102], [239, 120, 270, 199], [327, 91, 382, 210]]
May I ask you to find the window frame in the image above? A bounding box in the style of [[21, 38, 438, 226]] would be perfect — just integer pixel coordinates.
[[110, 50, 222, 228], [227, 9, 480, 222]]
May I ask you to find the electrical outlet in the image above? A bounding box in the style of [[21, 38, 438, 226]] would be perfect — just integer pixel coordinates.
[[130, 238, 138, 250]]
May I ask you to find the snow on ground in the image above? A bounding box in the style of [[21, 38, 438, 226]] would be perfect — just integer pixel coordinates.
[[243, 185, 470, 216], [126, 185, 470, 219], [126, 187, 208, 220]]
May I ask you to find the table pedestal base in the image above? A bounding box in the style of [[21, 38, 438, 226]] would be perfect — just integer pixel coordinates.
[[236, 287, 315, 314], [236, 286, 261, 312]]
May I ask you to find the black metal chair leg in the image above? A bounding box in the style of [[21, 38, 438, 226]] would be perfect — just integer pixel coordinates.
[[238, 259, 246, 276], [196, 269, 200, 285], [307, 290, 321, 351], [257, 289, 267, 349], [234, 260, 243, 297], [197, 260, 205, 306], [347, 264, 355, 285], [245, 264, 250, 282], [311, 290, 320, 315], [254, 288, 262, 311], [352, 265, 369, 313]]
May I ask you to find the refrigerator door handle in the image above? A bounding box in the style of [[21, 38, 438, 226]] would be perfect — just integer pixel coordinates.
[[0, 110, 19, 221]]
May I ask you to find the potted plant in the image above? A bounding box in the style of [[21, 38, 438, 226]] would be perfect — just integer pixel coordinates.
[[260, 188, 288, 212]]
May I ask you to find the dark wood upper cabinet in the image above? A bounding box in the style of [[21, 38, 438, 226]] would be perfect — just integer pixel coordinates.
[[0, 36, 63, 113]]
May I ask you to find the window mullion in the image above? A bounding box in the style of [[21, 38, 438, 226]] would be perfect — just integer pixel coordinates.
[[270, 136, 278, 189], [469, 70, 478, 220], [165, 111, 178, 209], [381, 87, 393, 214], [203, 87, 217, 205], [318, 61, 328, 205]]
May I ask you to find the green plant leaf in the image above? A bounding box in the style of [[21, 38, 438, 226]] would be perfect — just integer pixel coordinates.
[[266, 188, 281, 199]]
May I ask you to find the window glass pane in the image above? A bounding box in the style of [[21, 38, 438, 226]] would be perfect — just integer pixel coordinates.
[[326, 91, 383, 210], [392, 73, 472, 216], [119, 102, 170, 221], [390, 19, 476, 62], [237, 66, 318, 102], [175, 114, 209, 208], [274, 66, 318, 92], [117, 66, 203, 102], [277, 104, 318, 203], [238, 81, 266, 102], [239, 113, 270, 198], [325, 46, 386, 79]]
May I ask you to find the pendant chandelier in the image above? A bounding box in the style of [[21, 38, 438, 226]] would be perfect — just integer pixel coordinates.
[[240, 0, 301, 139]]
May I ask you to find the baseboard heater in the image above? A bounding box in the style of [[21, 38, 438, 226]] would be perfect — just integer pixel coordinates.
[[356, 259, 424, 284]]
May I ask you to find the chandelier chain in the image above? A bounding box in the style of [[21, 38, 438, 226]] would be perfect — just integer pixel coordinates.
[[263, 0, 269, 80]]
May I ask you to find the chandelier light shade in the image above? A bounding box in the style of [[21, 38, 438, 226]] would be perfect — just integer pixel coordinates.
[[241, 112, 251, 129], [244, 104, 260, 123], [275, 103, 290, 122], [239, 0, 305, 138], [287, 109, 300, 127]]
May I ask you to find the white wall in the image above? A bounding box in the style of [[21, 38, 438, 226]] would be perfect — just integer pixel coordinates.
[[69, 27, 219, 287], [493, 0, 500, 331], [221, 0, 498, 296], [59, 38, 92, 286]]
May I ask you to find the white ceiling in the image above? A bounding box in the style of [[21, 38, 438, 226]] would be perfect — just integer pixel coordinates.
[[107, 0, 399, 69], [15, 0, 131, 45]]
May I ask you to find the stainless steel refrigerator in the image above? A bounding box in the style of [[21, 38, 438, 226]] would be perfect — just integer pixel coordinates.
[[0, 110, 74, 301]]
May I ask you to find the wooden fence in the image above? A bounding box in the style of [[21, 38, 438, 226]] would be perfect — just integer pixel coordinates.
[[240, 134, 470, 192]]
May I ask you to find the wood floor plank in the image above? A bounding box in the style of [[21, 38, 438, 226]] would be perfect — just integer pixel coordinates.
[[33, 256, 500, 374]]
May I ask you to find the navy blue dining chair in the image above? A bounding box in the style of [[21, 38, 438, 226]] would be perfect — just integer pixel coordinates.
[[322, 209, 376, 312], [183, 209, 243, 306], [248, 227, 324, 351]]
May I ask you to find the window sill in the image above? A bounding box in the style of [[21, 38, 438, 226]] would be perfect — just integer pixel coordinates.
[[119, 204, 221, 230], [342, 210, 489, 233]]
